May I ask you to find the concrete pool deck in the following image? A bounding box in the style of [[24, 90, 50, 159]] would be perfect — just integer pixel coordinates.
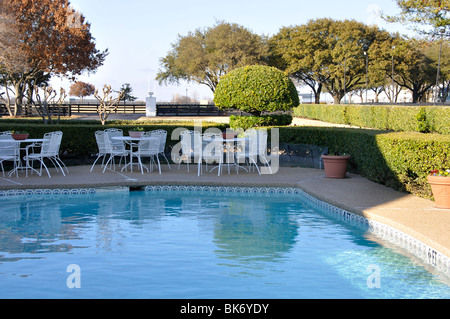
[[0, 164, 449, 261]]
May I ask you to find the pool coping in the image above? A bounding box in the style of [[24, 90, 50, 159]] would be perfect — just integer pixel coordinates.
[[0, 165, 449, 278]]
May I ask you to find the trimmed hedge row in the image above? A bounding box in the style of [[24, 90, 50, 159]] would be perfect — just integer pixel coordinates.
[[1, 122, 448, 199], [277, 126, 450, 199], [292, 104, 450, 134]]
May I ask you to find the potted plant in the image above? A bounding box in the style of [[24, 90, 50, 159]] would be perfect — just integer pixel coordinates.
[[427, 169, 450, 209], [11, 130, 29, 140], [128, 127, 145, 138], [222, 129, 237, 140], [321, 153, 351, 179]]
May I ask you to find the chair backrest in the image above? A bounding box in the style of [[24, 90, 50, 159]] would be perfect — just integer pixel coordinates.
[[202, 133, 222, 163], [244, 129, 259, 156], [41, 131, 63, 156], [257, 129, 268, 156], [180, 130, 202, 156], [94, 131, 108, 153], [138, 136, 160, 155], [153, 130, 167, 153], [104, 128, 125, 151], [0, 133, 18, 157]]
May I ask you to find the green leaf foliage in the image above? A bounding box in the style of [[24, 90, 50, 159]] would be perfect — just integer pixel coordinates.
[[293, 104, 450, 134], [214, 65, 299, 116]]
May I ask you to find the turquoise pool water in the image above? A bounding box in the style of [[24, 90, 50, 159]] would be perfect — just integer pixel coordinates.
[[0, 188, 449, 299]]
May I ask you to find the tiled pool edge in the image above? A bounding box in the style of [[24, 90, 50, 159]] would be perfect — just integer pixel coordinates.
[[1, 185, 449, 278]]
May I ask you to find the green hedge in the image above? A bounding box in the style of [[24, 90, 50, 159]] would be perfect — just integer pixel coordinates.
[[277, 126, 450, 199], [1, 121, 448, 199], [229, 114, 293, 130], [292, 104, 450, 134]]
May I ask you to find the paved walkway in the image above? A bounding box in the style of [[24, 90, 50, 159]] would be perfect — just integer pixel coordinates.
[[0, 164, 449, 261]]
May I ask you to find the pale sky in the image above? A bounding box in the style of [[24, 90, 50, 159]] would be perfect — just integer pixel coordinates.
[[52, 0, 413, 102]]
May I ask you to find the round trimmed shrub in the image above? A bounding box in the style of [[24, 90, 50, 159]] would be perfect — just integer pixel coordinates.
[[214, 65, 299, 116]]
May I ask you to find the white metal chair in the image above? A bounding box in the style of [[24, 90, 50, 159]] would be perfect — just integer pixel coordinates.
[[236, 129, 260, 175], [256, 129, 272, 174], [131, 133, 161, 174], [202, 132, 224, 176], [152, 129, 171, 169], [90, 130, 109, 172], [236, 129, 272, 175], [24, 131, 67, 178], [179, 130, 203, 176], [102, 129, 129, 173], [0, 132, 20, 178]]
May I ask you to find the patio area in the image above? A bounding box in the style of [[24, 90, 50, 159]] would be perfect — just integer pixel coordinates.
[[0, 163, 449, 262]]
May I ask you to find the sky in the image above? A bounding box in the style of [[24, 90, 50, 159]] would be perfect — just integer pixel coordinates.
[[52, 0, 415, 102]]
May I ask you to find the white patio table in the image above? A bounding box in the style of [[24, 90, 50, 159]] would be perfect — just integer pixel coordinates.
[[203, 136, 249, 175], [0, 138, 44, 176], [111, 136, 159, 173]]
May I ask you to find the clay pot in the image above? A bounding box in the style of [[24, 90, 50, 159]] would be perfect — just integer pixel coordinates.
[[321, 155, 351, 179], [129, 131, 144, 138], [427, 175, 450, 209], [12, 133, 29, 140]]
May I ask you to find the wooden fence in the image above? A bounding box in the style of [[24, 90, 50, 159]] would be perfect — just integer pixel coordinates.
[[0, 103, 244, 117]]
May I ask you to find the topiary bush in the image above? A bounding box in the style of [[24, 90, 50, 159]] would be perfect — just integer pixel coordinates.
[[214, 65, 299, 116], [229, 114, 293, 130]]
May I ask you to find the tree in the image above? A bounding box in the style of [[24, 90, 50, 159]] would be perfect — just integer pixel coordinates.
[[119, 83, 137, 102], [69, 81, 95, 101], [386, 0, 450, 33], [94, 85, 125, 125], [213, 65, 299, 116], [424, 40, 450, 101], [157, 21, 268, 93], [0, 0, 107, 115], [0, 8, 30, 116], [270, 19, 379, 104]]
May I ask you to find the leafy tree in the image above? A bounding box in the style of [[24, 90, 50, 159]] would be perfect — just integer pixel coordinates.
[[424, 40, 450, 101], [386, 0, 450, 33], [270, 18, 379, 104], [0, 0, 107, 115], [157, 21, 268, 93], [119, 83, 137, 102], [379, 38, 437, 103], [69, 81, 95, 101], [213, 65, 299, 116]]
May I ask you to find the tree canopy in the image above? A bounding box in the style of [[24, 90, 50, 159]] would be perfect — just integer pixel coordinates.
[[386, 0, 450, 32], [214, 65, 299, 116], [156, 21, 268, 93], [270, 18, 380, 104], [0, 0, 107, 115]]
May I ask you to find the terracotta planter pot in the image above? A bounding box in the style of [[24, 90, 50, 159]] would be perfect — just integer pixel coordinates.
[[12, 133, 29, 140], [321, 155, 351, 179], [129, 131, 144, 138], [222, 132, 237, 139], [427, 175, 450, 209]]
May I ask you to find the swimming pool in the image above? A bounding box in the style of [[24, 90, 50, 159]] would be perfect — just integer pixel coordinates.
[[0, 186, 449, 299]]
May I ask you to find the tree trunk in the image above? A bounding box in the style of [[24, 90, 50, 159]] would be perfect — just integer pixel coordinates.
[[14, 82, 24, 116], [314, 83, 322, 104]]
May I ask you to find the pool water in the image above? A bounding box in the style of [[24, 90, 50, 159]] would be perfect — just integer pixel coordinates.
[[0, 188, 449, 299]]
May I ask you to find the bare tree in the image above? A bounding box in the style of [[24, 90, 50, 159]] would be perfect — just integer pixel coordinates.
[[31, 86, 67, 124], [94, 85, 124, 125]]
